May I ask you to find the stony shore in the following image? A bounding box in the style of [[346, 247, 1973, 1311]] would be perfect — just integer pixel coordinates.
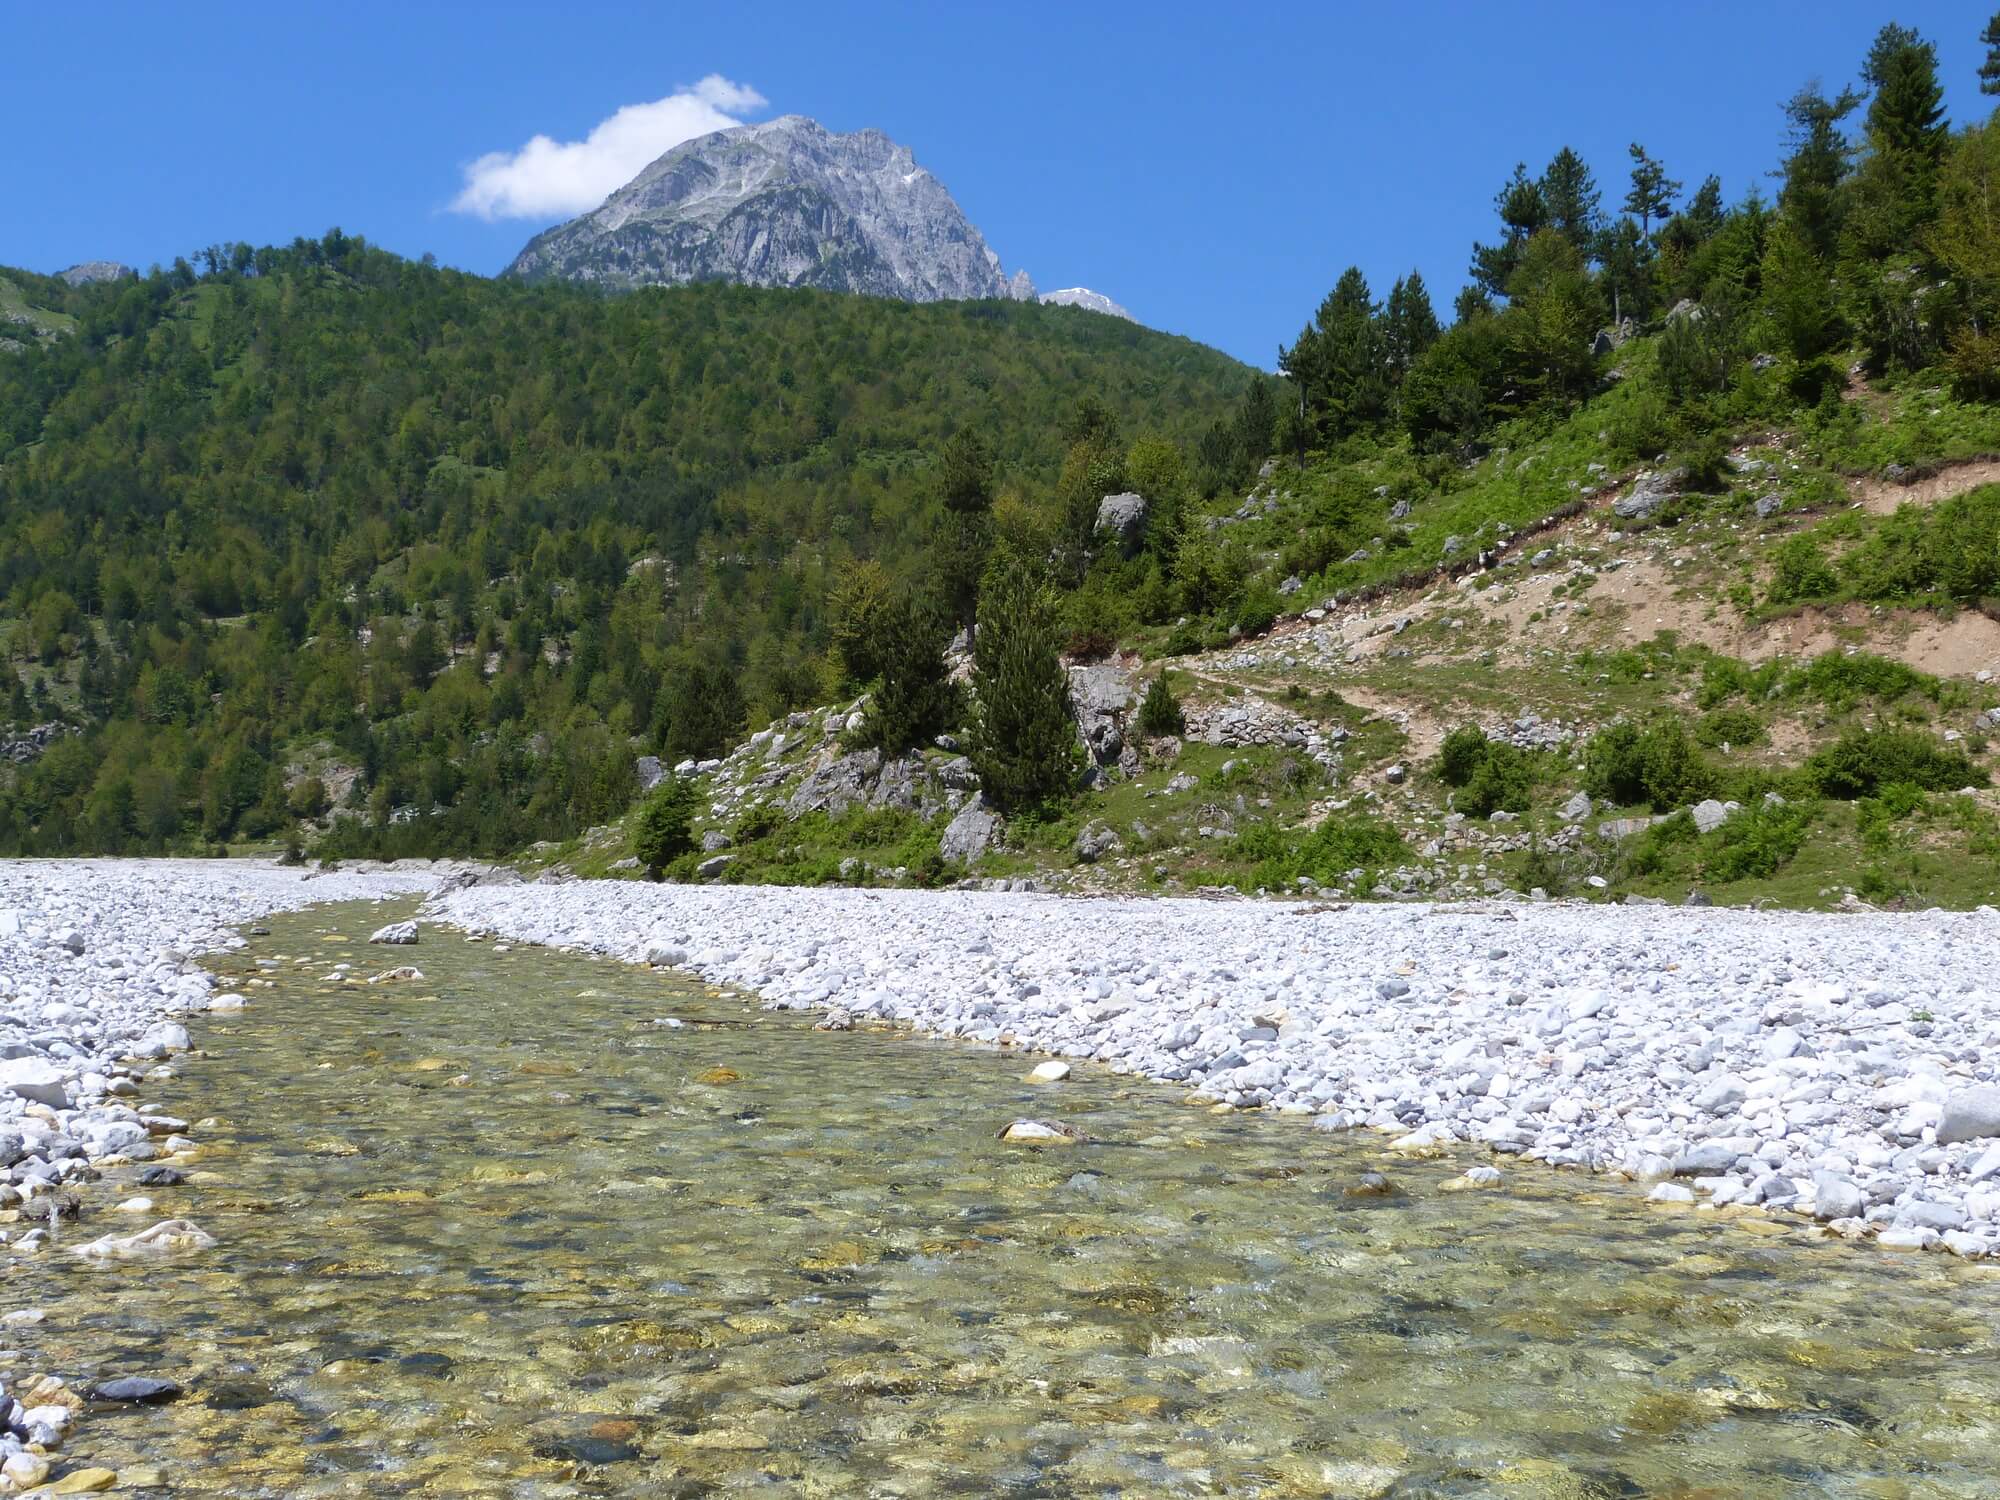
[[7, 862, 2000, 1489], [0, 858, 431, 1490], [434, 880, 2000, 1258]]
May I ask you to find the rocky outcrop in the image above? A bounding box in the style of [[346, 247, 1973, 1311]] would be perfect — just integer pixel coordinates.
[[1095, 493, 1148, 554], [57, 262, 134, 287], [507, 115, 1035, 303], [0, 724, 71, 765], [1068, 662, 1136, 772], [1611, 467, 1684, 521], [939, 793, 998, 864]]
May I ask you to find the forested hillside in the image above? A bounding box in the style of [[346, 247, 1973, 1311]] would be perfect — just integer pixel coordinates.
[[0, 240, 1254, 854]]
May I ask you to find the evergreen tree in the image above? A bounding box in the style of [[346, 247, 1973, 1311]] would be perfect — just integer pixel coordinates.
[[1598, 216, 1654, 323], [1864, 24, 1948, 162], [1760, 217, 1841, 361], [1278, 267, 1387, 441], [1779, 83, 1863, 258], [968, 556, 1081, 814], [861, 588, 959, 752], [1470, 164, 1548, 296], [1982, 11, 2000, 95], [938, 429, 995, 515], [632, 776, 699, 879], [1381, 273, 1441, 377], [1540, 147, 1603, 255], [1624, 144, 1683, 236]]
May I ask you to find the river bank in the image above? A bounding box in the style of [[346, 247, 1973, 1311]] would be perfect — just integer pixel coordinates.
[[434, 879, 2000, 1257], [0, 859, 431, 1490]]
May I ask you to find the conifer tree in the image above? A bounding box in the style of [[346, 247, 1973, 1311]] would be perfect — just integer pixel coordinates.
[[1382, 273, 1441, 376], [1470, 164, 1548, 296], [968, 555, 1081, 814], [1981, 11, 2000, 95], [1539, 147, 1603, 255], [861, 587, 959, 752], [1623, 144, 1683, 236], [1779, 83, 1862, 258], [632, 776, 699, 879]]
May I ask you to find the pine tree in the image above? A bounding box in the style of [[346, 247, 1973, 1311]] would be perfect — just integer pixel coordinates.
[[1623, 144, 1682, 237], [1864, 24, 1948, 161], [1779, 83, 1862, 258], [1982, 11, 2000, 95], [1760, 217, 1841, 361], [1470, 164, 1548, 296], [937, 429, 994, 515], [1277, 267, 1387, 441], [862, 588, 960, 752], [1540, 147, 1603, 255], [1382, 273, 1441, 376], [968, 556, 1081, 814]]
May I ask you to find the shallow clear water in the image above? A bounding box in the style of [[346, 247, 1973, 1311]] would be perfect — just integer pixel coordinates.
[[10, 902, 2000, 1497]]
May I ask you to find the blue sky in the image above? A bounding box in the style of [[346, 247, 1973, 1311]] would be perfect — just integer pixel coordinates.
[[5, 2, 1994, 366]]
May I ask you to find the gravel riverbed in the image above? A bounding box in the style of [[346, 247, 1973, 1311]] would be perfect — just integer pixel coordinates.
[[6, 859, 2000, 1487], [0, 858, 430, 1489], [434, 880, 2000, 1258]]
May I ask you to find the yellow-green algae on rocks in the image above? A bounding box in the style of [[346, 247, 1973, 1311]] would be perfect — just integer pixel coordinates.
[[8, 904, 2000, 1497]]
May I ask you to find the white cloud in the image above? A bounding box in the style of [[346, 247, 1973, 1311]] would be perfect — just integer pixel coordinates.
[[452, 75, 767, 220]]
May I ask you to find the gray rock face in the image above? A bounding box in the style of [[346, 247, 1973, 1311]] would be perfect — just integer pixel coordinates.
[[1068, 662, 1134, 769], [1612, 467, 1684, 521], [939, 793, 998, 865], [1038, 287, 1134, 321], [1094, 493, 1148, 553], [1073, 822, 1123, 864], [1690, 799, 1733, 834], [1812, 1172, 1866, 1221], [58, 261, 134, 287], [507, 115, 1035, 303]]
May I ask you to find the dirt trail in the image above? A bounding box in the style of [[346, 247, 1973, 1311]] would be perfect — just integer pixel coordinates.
[[1848, 457, 2000, 515]]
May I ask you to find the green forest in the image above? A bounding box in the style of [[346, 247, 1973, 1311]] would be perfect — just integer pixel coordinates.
[[0, 245, 1252, 855], [5, 15, 2000, 868]]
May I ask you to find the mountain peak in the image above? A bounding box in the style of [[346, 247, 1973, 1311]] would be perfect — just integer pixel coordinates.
[[1039, 287, 1134, 322], [506, 116, 1035, 304]]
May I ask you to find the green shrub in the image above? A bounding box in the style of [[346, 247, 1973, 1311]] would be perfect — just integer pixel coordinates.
[[1785, 651, 1938, 710], [1702, 799, 1816, 881], [1433, 725, 1537, 816], [633, 777, 700, 878], [1806, 728, 1984, 799], [1136, 675, 1187, 737], [1766, 536, 1839, 604], [1583, 719, 1712, 810], [1437, 725, 1490, 787], [1237, 814, 1408, 889], [1694, 707, 1766, 748]]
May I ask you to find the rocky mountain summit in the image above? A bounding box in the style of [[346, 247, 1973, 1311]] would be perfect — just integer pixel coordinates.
[[1039, 287, 1134, 321], [506, 115, 1035, 303], [57, 261, 134, 286]]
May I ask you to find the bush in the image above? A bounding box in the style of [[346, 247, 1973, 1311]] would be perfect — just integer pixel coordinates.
[[1584, 719, 1711, 810], [1702, 799, 1816, 881], [1437, 725, 1490, 787], [286, 776, 329, 818], [1694, 707, 1766, 749], [632, 777, 700, 878], [1434, 725, 1536, 816], [1805, 728, 1984, 799], [1785, 651, 1937, 710], [1237, 814, 1407, 889], [1136, 675, 1186, 737], [1766, 536, 1839, 604]]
